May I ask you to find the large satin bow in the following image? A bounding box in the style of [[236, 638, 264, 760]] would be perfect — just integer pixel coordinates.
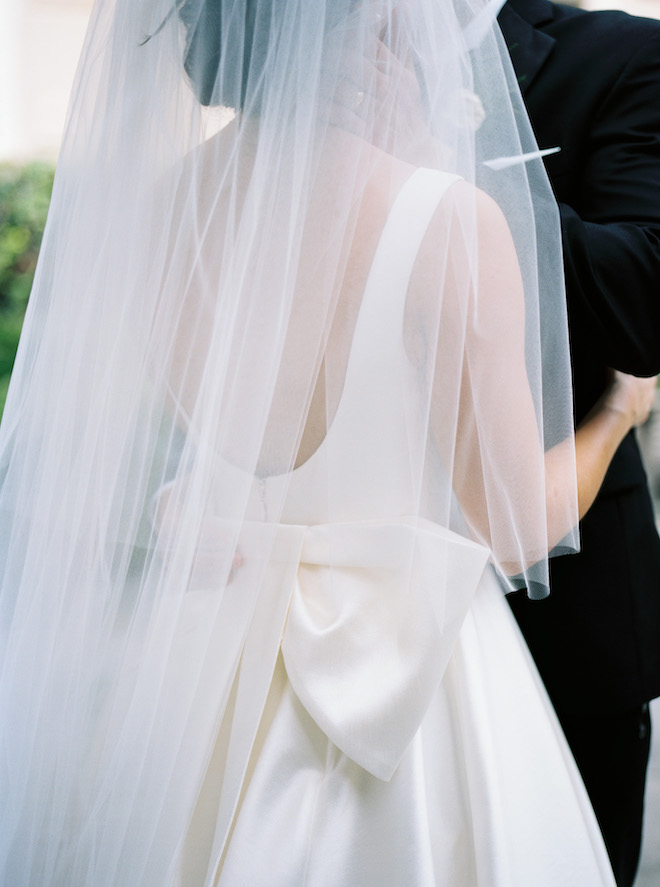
[[280, 518, 490, 780], [171, 516, 490, 782], [153, 516, 489, 785]]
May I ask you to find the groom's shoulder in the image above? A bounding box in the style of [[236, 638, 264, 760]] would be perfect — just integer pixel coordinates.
[[546, 1, 660, 52], [507, 0, 660, 47]]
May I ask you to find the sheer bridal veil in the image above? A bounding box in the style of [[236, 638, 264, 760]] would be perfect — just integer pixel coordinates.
[[0, 1, 577, 884]]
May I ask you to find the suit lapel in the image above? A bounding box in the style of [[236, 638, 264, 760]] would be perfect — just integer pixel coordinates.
[[498, 0, 556, 94]]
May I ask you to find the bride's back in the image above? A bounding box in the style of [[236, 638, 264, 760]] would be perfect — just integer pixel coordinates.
[[170, 123, 429, 471]]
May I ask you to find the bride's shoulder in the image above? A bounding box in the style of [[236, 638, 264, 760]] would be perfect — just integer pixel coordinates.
[[364, 156, 517, 281], [427, 177, 519, 265], [371, 155, 509, 236], [432, 177, 506, 226], [408, 172, 524, 310]]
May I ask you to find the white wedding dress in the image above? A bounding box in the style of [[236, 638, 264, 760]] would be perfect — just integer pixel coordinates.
[[179, 169, 616, 887]]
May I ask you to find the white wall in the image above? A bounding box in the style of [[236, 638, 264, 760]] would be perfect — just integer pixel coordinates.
[[1, 0, 93, 161], [582, 0, 660, 14]]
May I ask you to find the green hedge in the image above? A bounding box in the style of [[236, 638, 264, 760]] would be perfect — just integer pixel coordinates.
[[0, 162, 55, 417]]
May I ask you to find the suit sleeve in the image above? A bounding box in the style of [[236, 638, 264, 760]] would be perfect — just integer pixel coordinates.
[[558, 30, 660, 376]]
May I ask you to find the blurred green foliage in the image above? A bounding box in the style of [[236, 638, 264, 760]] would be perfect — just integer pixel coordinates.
[[0, 162, 55, 417]]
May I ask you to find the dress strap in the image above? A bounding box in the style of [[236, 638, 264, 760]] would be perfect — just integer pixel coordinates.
[[348, 168, 460, 365], [337, 168, 460, 433]]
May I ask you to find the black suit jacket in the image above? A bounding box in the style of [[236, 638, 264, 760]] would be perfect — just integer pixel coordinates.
[[498, 0, 660, 713]]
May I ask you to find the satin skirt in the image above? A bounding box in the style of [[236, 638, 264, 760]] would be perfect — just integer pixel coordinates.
[[182, 567, 615, 887]]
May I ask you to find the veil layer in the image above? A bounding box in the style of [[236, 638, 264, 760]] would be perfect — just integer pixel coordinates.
[[0, 1, 577, 884]]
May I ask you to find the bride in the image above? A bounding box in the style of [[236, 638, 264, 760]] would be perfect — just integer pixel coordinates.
[[0, 1, 654, 885]]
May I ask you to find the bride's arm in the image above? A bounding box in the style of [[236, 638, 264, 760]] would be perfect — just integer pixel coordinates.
[[419, 183, 655, 564]]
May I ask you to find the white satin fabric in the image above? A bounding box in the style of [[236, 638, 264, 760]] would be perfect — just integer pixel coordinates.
[[171, 170, 615, 886]]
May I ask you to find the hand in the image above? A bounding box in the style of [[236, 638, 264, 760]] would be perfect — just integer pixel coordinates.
[[321, 17, 447, 166], [370, 36, 440, 166], [605, 369, 658, 428]]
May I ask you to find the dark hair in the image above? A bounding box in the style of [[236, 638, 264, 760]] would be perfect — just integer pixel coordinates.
[[178, 0, 263, 109], [144, 1, 352, 111]]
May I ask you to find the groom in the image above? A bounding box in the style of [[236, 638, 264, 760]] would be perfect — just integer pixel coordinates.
[[497, 2, 660, 885]]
